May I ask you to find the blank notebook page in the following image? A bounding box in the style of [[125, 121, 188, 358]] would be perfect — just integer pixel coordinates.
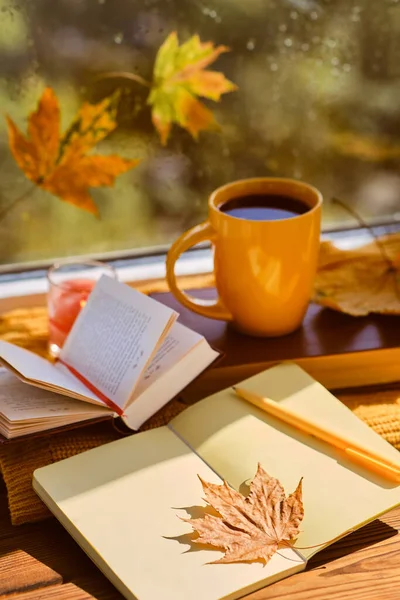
[[33, 427, 305, 600]]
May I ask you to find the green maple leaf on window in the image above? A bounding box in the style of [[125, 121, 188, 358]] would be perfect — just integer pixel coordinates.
[[148, 32, 237, 145]]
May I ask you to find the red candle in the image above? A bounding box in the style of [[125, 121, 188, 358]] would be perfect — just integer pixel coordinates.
[[48, 278, 95, 350]]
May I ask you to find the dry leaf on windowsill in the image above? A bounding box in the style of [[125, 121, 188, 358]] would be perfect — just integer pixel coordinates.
[[183, 464, 304, 565], [7, 88, 139, 216], [313, 233, 400, 317]]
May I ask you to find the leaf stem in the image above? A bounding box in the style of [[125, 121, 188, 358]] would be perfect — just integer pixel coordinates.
[[282, 529, 356, 551], [95, 71, 152, 88], [0, 186, 36, 222]]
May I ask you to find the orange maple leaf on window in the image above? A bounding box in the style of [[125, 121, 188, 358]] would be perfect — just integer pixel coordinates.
[[6, 88, 139, 216], [148, 32, 237, 145]]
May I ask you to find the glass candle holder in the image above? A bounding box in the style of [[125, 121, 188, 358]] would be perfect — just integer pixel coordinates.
[[47, 259, 117, 358]]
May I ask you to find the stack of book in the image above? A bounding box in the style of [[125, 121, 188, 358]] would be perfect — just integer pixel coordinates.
[[0, 277, 218, 441]]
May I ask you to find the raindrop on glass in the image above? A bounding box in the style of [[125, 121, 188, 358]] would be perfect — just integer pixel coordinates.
[[270, 63, 278, 71], [114, 32, 124, 44], [284, 38, 293, 47], [246, 38, 256, 50], [301, 43, 310, 51], [331, 57, 340, 66], [290, 11, 298, 19], [278, 24, 287, 32], [310, 11, 319, 20], [343, 63, 351, 72]]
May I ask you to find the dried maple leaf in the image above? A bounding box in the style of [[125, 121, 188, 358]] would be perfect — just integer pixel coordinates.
[[184, 464, 303, 565], [7, 88, 139, 215], [313, 233, 400, 316], [148, 32, 237, 145]]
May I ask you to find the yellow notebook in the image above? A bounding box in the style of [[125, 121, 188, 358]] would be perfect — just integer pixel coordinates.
[[33, 363, 400, 600]]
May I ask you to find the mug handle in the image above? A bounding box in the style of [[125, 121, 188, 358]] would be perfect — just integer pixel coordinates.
[[166, 221, 233, 321]]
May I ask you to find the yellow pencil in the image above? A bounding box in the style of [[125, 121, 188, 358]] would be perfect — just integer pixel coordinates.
[[233, 386, 400, 484]]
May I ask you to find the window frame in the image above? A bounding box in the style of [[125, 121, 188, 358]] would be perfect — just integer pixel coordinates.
[[1, 215, 399, 276], [0, 222, 399, 315], [0, 247, 213, 312]]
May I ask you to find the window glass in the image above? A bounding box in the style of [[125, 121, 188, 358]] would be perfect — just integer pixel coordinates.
[[0, 0, 399, 267]]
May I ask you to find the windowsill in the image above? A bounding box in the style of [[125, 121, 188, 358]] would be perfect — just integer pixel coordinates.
[[0, 224, 398, 312], [0, 249, 213, 311]]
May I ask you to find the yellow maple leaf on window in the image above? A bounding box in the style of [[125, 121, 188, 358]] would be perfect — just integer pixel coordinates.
[[7, 88, 139, 216], [148, 32, 237, 145]]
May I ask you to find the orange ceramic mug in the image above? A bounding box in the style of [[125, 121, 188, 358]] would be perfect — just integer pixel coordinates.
[[166, 178, 322, 336]]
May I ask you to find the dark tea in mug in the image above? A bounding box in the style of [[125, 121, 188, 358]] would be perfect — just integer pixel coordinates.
[[219, 194, 310, 221]]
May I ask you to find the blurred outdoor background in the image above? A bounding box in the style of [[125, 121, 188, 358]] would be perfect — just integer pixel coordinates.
[[0, 0, 400, 268]]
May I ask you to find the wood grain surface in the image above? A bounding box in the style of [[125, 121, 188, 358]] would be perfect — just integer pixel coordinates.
[[6, 583, 96, 599], [0, 549, 61, 596]]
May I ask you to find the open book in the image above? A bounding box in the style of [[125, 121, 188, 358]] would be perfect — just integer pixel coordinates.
[[33, 363, 400, 600], [0, 275, 218, 440]]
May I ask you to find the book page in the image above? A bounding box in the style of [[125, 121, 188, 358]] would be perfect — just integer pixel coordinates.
[[170, 363, 400, 560], [0, 340, 104, 404], [123, 333, 219, 430], [133, 322, 203, 397], [34, 427, 304, 600], [0, 369, 111, 422], [59, 275, 177, 411]]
